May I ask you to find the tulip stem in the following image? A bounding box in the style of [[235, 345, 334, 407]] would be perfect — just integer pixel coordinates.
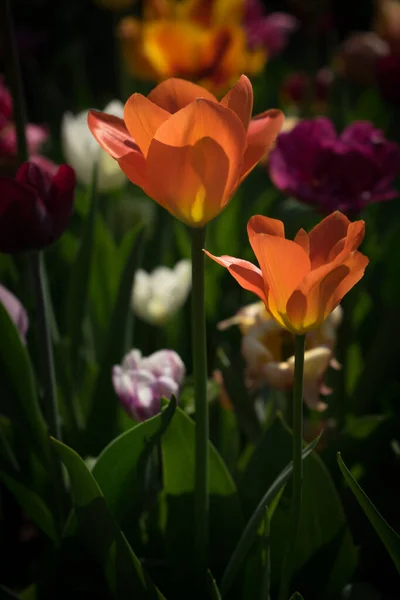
[[1, 0, 28, 164], [279, 333, 306, 600], [30, 252, 62, 442], [190, 226, 209, 585]]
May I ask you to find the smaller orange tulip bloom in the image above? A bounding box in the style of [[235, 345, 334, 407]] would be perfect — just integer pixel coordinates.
[[205, 211, 369, 334], [88, 76, 284, 227]]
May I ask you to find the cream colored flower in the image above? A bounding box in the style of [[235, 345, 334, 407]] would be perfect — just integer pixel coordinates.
[[132, 259, 191, 325], [218, 301, 342, 411], [62, 100, 126, 192]]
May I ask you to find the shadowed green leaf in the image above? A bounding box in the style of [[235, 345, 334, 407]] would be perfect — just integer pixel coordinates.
[[338, 452, 400, 574], [161, 407, 243, 575], [93, 397, 176, 521], [207, 570, 222, 600], [52, 437, 163, 599], [85, 223, 145, 454], [0, 301, 49, 461], [221, 436, 320, 596], [66, 163, 98, 365], [0, 473, 57, 543]]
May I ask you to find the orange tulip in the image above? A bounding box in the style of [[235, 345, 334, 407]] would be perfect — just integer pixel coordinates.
[[88, 75, 284, 226], [205, 211, 369, 334]]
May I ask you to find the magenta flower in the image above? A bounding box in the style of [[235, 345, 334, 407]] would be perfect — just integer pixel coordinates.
[[0, 75, 49, 173], [244, 0, 298, 57], [0, 284, 28, 342], [268, 118, 400, 214], [0, 159, 76, 253], [112, 349, 185, 421]]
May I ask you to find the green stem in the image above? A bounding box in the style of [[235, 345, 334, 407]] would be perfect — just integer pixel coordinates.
[[279, 334, 306, 600], [190, 226, 209, 584], [1, 0, 28, 165], [29, 253, 62, 441]]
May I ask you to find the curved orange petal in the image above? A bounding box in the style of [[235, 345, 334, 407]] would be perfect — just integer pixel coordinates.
[[247, 214, 285, 239], [307, 211, 351, 268], [117, 150, 148, 190], [87, 110, 138, 159], [203, 251, 267, 303], [249, 234, 311, 324], [240, 109, 284, 182], [124, 93, 170, 157], [219, 74, 253, 132], [145, 98, 246, 225], [294, 228, 310, 255], [324, 251, 369, 318], [327, 220, 366, 262], [147, 78, 217, 113]]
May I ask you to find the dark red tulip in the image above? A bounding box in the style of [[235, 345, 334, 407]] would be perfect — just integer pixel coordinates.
[[0, 159, 76, 253]]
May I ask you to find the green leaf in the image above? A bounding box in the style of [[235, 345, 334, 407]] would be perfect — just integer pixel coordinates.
[[84, 223, 145, 454], [66, 164, 98, 365], [221, 436, 319, 596], [51, 437, 161, 599], [93, 397, 176, 522], [0, 473, 58, 543], [0, 301, 49, 461], [0, 585, 19, 599], [239, 417, 356, 600], [161, 407, 243, 574], [337, 452, 400, 574], [289, 594, 304, 600], [207, 570, 222, 600]]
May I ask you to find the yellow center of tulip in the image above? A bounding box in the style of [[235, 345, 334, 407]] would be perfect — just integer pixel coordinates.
[[190, 185, 206, 223]]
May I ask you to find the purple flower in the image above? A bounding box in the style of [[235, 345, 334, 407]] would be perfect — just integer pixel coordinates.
[[244, 0, 298, 57], [112, 349, 185, 421], [268, 117, 400, 214], [0, 284, 28, 342]]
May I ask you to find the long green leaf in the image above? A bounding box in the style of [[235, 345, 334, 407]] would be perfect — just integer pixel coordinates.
[[51, 437, 161, 599], [93, 397, 176, 521], [207, 570, 222, 600], [337, 452, 400, 574], [220, 435, 321, 596], [84, 223, 145, 454], [161, 407, 243, 573], [66, 163, 98, 365], [0, 301, 49, 461], [0, 473, 58, 543], [289, 594, 304, 600]]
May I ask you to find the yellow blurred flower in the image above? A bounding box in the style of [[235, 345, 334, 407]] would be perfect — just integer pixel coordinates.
[[218, 301, 342, 411], [118, 0, 266, 94]]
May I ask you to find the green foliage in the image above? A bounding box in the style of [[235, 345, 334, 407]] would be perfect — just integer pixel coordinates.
[[337, 453, 400, 574]]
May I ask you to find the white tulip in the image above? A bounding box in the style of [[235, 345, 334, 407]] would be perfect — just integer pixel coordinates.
[[132, 260, 192, 325], [62, 100, 126, 192]]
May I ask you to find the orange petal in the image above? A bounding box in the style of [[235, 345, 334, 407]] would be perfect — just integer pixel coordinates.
[[249, 234, 311, 323], [145, 98, 246, 225], [118, 150, 148, 190], [220, 74, 253, 132], [307, 211, 351, 268], [294, 228, 310, 255], [204, 251, 267, 303], [87, 110, 138, 159], [324, 251, 369, 318], [124, 93, 170, 157], [327, 220, 366, 262], [247, 214, 285, 239], [240, 109, 284, 182], [147, 78, 217, 113]]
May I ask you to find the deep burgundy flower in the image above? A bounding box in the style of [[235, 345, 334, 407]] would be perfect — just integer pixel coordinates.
[[280, 68, 333, 110], [244, 0, 298, 57], [376, 53, 400, 103], [268, 117, 400, 214], [0, 76, 13, 129], [0, 159, 76, 253]]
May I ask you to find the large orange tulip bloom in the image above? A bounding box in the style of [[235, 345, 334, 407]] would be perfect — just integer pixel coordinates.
[[88, 76, 284, 227], [205, 211, 369, 334]]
